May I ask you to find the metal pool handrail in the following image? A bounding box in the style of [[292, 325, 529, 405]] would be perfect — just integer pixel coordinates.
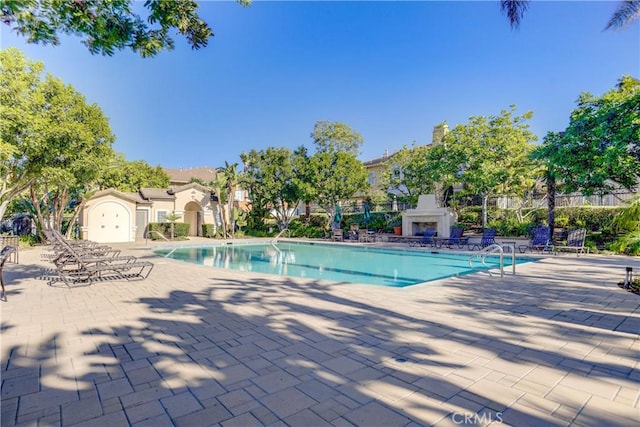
[[468, 243, 516, 277], [270, 228, 290, 244]]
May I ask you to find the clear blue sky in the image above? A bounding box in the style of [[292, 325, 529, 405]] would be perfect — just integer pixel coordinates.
[[1, 1, 638, 169]]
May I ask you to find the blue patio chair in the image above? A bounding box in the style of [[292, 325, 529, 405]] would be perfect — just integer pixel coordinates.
[[519, 226, 552, 253], [409, 229, 437, 247], [438, 227, 469, 249], [469, 228, 497, 251]]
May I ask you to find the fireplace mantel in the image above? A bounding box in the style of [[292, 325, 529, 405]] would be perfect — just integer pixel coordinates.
[[401, 195, 456, 238]]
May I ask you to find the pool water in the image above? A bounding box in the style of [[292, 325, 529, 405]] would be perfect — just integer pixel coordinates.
[[155, 242, 534, 287]]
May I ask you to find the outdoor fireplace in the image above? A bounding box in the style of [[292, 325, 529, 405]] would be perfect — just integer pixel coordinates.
[[401, 195, 456, 238]]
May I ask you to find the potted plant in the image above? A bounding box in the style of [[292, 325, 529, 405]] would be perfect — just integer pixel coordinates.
[[385, 214, 402, 235]]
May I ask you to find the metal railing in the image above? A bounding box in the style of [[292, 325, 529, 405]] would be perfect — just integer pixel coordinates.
[[270, 228, 290, 244], [145, 230, 169, 247], [468, 243, 516, 278]]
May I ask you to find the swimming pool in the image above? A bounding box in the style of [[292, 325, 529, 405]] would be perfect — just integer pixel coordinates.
[[155, 242, 536, 287]]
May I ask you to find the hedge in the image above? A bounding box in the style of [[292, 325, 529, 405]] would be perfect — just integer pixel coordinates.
[[148, 222, 190, 239]]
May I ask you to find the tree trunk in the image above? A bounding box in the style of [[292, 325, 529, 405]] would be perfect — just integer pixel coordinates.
[[0, 200, 9, 223], [305, 201, 311, 224], [547, 174, 556, 241], [482, 194, 489, 228], [30, 186, 47, 241], [65, 199, 84, 239]]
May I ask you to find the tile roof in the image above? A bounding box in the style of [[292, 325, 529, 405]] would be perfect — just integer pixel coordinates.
[[139, 188, 175, 200], [163, 167, 218, 185]]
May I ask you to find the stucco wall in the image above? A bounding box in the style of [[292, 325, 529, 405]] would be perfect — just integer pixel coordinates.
[[81, 194, 137, 243]]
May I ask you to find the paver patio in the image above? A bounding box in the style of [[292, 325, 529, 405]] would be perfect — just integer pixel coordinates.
[[1, 240, 638, 426]]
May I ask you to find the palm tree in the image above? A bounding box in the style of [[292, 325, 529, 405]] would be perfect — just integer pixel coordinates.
[[501, 0, 639, 30], [606, 0, 640, 29], [221, 161, 239, 238]]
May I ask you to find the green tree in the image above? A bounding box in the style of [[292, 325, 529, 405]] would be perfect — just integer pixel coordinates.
[[98, 153, 170, 192], [439, 106, 538, 227], [531, 131, 562, 238], [0, 48, 114, 227], [611, 195, 640, 255], [501, 0, 639, 30], [380, 143, 463, 206], [380, 145, 430, 205], [291, 145, 315, 224], [26, 73, 114, 238], [307, 121, 368, 227], [208, 174, 229, 238], [311, 121, 363, 156], [1, 47, 45, 220], [241, 147, 302, 231], [1, 0, 251, 57], [549, 76, 639, 195], [220, 161, 238, 238]]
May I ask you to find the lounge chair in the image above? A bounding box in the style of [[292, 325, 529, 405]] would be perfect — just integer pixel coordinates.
[[331, 229, 344, 241], [436, 227, 469, 249], [555, 228, 589, 256], [1, 245, 16, 301], [409, 229, 437, 247], [519, 226, 552, 253], [45, 233, 153, 287], [469, 228, 497, 251]]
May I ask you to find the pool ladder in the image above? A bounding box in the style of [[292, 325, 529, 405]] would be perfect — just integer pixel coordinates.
[[468, 243, 516, 277], [270, 228, 290, 244]]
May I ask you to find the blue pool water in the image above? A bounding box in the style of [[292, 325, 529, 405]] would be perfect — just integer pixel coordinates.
[[155, 242, 535, 287]]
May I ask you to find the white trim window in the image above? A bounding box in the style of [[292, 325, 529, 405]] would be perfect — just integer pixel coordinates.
[[156, 210, 168, 223], [368, 171, 376, 186]]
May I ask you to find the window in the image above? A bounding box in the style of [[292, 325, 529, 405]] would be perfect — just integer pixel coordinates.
[[156, 210, 168, 223], [235, 190, 244, 201], [368, 172, 376, 186]]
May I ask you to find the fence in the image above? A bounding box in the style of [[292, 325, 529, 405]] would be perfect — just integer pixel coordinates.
[[496, 189, 637, 209]]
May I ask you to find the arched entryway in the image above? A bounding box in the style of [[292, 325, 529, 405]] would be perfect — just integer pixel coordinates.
[[183, 201, 203, 236]]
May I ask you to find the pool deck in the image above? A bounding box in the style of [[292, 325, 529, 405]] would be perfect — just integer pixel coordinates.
[[1, 239, 639, 426]]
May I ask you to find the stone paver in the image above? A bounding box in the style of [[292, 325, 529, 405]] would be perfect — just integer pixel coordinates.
[[1, 242, 639, 426]]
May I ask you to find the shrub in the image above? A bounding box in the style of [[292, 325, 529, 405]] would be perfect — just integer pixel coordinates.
[[288, 219, 326, 238], [202, 224, 216, 238], [19, 233, 39, 247], [148, 222, 189, 239]]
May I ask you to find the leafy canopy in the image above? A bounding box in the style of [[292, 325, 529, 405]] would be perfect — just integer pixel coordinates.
[[534, 75, 640, 195], [98, 153, 170, 192], [1, 0, 251, 57], [500, 0, 639, 30], [439, 106, 538, 226], [307, 121, 368, 223], [241, 147, 303, 230], [0, 47, 115, 221]]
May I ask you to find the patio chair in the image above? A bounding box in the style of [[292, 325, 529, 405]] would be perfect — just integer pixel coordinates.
[[519, 226, 552, 253], [409, 228, 437, 247], [46, 230, 122, 261], [435, 227, 469, 249], [555, 228, 589, 256], [331, 228, 344, 242], [1, 245, 16, 301], [346, 224, 360, 241], [469, 228, 497, 251], [46, 235, 153, 287]]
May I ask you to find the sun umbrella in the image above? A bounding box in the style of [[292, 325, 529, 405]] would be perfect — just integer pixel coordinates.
[[334, 204, 342, 224], [363, 200, 371, 225]]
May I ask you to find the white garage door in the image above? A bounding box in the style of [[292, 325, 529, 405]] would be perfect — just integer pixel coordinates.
[[89, 201, 130, 243]]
